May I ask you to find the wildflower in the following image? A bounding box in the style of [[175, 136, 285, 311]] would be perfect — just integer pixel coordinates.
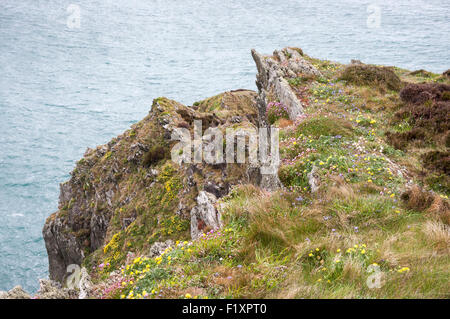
[[397, 267, 410, 273], [185, 293, 192, 299], [361, 249, 366, 254], [336, 249, 341, 253]]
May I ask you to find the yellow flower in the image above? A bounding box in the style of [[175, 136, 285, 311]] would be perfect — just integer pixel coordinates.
[[336, 249, 341, 253], [390, 193, 395, 198], [185, 293, 192, 299], [315, 248, 319, 251], [361, 249, 366, 254], [120, 295, 125, 299]]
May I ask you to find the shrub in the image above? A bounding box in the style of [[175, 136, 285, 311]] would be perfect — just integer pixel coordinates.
[[340, 64, 402, 91], [400, 83, 450, 105]]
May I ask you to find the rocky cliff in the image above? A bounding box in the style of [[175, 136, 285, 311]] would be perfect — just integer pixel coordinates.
[[9, 47, 446, 299], [42, 48, 322, 284]]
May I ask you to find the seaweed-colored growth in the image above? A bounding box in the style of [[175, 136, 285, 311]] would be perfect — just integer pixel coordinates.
[[142, 145, 169, 167], [340, 64, 402, 91]]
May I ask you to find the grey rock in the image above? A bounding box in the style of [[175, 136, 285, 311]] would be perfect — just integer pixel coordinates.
[[190, 191, 222, 240], [251, 48, 321, 121], [78, 267, 93, 299], [0, 286, 31, 299]]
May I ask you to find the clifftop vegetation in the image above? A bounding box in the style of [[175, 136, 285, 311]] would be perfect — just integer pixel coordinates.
[[36, 48, 450, 299]]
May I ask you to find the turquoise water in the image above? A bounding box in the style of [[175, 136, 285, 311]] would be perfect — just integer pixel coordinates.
[[0, 0, 449, 292]]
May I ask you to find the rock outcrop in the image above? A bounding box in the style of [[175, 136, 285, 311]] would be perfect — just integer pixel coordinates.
[[34, 279, 78, 299], [251, 47, 321, 122], [41, 48, 322, 285], [190, 191, 222, 240], [42, 85, 283, 283]]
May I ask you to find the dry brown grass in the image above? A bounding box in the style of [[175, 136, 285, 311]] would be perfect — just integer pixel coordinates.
[[422, 220, 450, 252]]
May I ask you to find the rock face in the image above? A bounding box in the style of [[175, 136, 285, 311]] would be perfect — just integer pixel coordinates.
[[251, 47, 321, 122], [42, 86, 282, 283], [42, 48, 314, 285]]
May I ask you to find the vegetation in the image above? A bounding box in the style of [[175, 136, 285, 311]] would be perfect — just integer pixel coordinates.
[[78, 55, 449, 299]]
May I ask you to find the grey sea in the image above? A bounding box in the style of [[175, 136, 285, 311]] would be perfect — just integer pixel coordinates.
[[0, 0, 449, 292]]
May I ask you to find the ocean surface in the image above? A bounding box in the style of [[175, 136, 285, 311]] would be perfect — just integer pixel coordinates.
[[0, 0, 449, 292]]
